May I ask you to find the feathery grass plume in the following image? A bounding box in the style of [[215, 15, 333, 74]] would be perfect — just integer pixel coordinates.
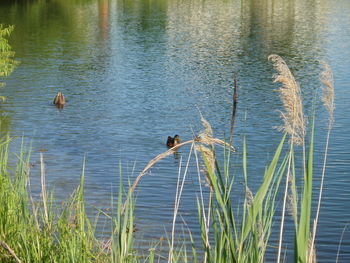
[[269, 54, 306, 263], [268, 54, 305, 145], [197, 114, 215, 176], [196, 144, 215, 177], [320, 61, 335, 126], [199, 112, 213, 141]]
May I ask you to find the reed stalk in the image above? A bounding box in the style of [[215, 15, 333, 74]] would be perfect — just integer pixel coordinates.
[[169, 143, 194, 263], [169, 156, 183, 263], [269, 54, 306, 263], [0, 241, 22, 263], [40, 153, 49, 228], [229, 77, 238, 148], [309, 62, 335, 262]]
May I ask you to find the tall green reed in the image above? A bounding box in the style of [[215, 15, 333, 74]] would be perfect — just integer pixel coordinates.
[[0, 138, 105, 262]]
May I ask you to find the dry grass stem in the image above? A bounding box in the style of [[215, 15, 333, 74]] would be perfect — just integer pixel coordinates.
[[0, 241, 22, 263], [268, 54, 305, 145], [200, 112, 213, 138], [196, 144, 215, 176], [193, 144, 211, 261], [168, 156, 183, 263], [169, 144, 194, 263], [336, 223, 349, 263], [309, 62, 335, 263], [277, 150, 293, 263], [128, 140, 193, 195], [40, 153, 49, 227], [320, 61, 335, 127], [129, 137, 234, 195], [308, 232, 317, 263]]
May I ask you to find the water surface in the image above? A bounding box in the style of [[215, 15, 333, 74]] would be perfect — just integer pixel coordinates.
[[0, 0, 349, 261]]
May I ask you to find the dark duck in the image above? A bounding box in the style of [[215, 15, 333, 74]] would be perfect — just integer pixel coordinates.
[[166, 135, 180, 148]]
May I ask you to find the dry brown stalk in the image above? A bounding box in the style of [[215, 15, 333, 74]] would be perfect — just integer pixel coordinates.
[[320, 61, 335, 126], [309, 61, 335, 263], [129, 140, 193, 195], [0, 240, 22, 263], [40, 153, 49, 227]]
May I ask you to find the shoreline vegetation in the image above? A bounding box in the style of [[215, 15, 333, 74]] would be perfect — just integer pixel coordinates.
[[0, 24, 337, 262]]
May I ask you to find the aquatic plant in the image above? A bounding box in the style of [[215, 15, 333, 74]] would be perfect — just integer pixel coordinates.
[[268, 54, 307, 263], [268, 55, 335, 263], [309, 61, 335, 262]]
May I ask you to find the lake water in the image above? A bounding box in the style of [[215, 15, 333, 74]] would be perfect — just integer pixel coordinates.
[[0, 0, 349, 261]]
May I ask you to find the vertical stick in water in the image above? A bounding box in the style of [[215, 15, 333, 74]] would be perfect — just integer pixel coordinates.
[[229, 77, 238, 148]]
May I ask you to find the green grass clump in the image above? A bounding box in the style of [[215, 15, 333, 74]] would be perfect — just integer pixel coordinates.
[[0, 141, 101, 262], [0, 139, 139, 263]]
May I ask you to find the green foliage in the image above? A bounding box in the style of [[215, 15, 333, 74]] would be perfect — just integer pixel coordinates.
[[0, 138, 104, 262], [195, 135, 287, 263], [294, 117, 315, 263], [0, 24, 19, 101], [111, 165, 136, 263]]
